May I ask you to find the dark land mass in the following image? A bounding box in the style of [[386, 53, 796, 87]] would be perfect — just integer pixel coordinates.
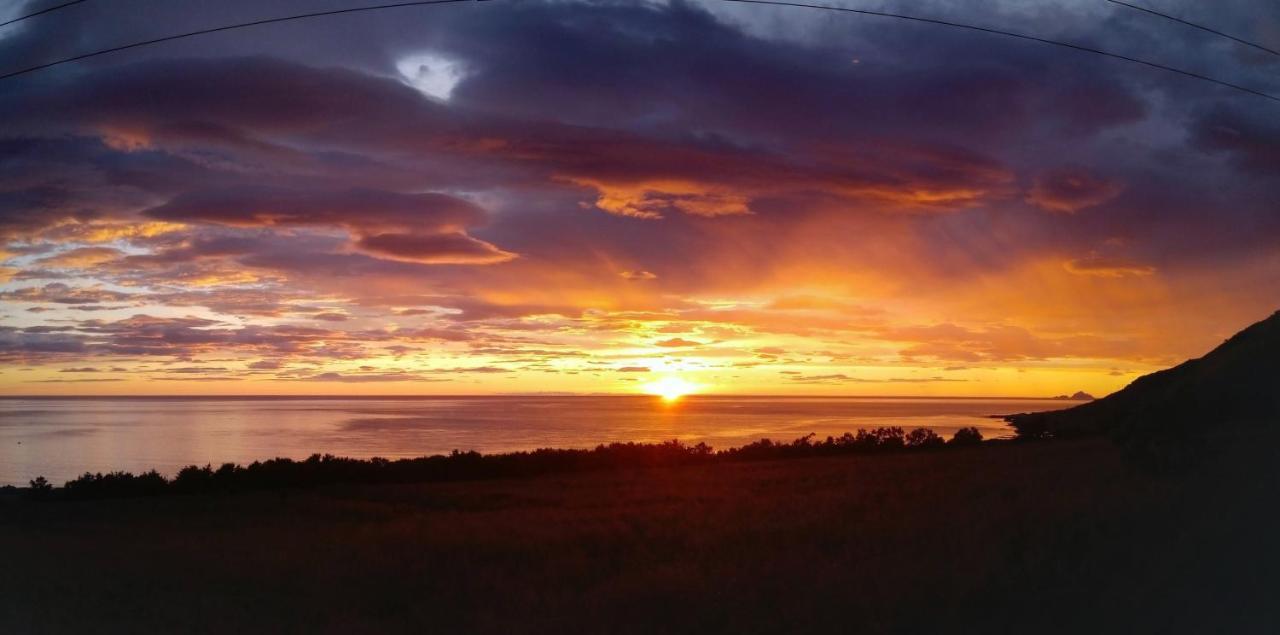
[[1007, 310, 1280, 441], [1050, 390, 1095, 401], [3, 433, 1279, 634], [4, 311, 1280, 633]]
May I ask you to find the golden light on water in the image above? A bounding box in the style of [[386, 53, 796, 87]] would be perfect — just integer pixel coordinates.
[[642, 377, 701, 402]]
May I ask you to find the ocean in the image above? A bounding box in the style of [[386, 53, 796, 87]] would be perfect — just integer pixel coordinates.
[[0, 395, 1066, 485]]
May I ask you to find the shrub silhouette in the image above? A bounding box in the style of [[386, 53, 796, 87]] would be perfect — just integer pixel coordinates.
[[62, 470, 167, 499], [44, 426, 989, 500], [879, 427, 906, 447], [172, 465, 217, 493], [905, 428, 945, 449], [26, 476, 53, 501], [949, 427, 984, 446]]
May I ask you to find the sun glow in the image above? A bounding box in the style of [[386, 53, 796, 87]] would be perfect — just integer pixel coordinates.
[[642, 376, 701, 402]]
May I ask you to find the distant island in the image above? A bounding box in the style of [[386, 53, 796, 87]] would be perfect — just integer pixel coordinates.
[[1051, 391, 1096, 401]]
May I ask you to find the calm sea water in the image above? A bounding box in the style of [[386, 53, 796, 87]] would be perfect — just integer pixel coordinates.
[[0, 396, 1065, 485]]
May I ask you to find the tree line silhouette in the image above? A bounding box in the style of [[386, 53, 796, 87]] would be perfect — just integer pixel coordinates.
[[19, 426, 985, 501]]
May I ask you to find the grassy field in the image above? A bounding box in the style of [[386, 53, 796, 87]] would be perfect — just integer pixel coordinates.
[[3, 436, 1278, 634]]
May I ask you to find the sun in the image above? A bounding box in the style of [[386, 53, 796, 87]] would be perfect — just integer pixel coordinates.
[[642, 376, 700, 402]]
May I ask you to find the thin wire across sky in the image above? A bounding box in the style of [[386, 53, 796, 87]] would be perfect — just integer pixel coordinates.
[[720, 0, 1279, 103], [1102, 0, 1280, 59], [0, 0, 92, 29], [0, 0, 1276, 104]]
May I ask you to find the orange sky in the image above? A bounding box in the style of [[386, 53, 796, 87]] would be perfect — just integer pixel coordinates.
[[3, 0, 1279, 397]]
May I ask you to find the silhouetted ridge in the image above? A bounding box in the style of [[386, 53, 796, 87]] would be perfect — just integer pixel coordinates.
[[1006, 310, 1280, 439]]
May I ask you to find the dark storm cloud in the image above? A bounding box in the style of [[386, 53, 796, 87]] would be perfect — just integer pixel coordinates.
[[145, 188, 484, 231], [146, 187, 516, 264], [0, 0, 1227, 280], [0, 2, 1199, 272], [4, 52, 1020, 219], [1191, 106, 1280, 175], [439, 0, 1151, 145], [0, 56, 435, 141]]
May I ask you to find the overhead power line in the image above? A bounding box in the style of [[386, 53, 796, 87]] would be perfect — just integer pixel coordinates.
[[0, 0, 91, 29], [0, 0, 1277, 106], [714, 0, 1279, 104], [0, 0, 472, 81], [1103, 0, 1280, 59]]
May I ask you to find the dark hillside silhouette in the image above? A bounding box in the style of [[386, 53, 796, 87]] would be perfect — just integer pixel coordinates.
[[1006, 310, 1280, 452]]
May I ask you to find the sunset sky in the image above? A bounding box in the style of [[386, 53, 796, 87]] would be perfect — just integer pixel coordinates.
[[1, 0, 1278, 396]]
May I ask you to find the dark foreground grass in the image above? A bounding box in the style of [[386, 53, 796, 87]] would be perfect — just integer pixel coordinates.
[[2, 435, 1279, 634]]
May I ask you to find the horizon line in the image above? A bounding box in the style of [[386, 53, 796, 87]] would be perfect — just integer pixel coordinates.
[[0, 393, 1088, 401]]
